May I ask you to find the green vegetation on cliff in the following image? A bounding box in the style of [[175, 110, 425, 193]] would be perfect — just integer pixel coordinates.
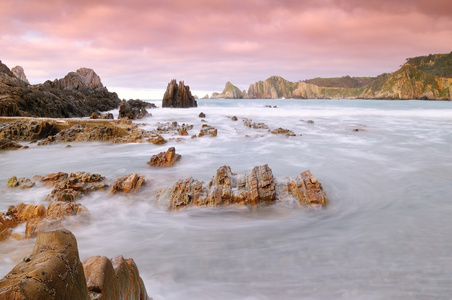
[[406, 52, 452, 78], [304, 76, 374, 88]]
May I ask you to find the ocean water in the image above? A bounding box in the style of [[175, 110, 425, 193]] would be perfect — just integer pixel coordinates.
[[1, 99, 451, 299]]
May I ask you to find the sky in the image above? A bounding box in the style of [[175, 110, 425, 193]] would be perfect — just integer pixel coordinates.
[[1, 0, 451, 99]]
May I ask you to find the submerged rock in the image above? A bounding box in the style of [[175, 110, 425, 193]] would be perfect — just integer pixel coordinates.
[[111, 173, 145, 194], [6, 176, 35, 189], [148, 147, 181, 167], [162, 79, 197, 108], [269, 127, 296, 136], [0, 138, 23, 150], [198, 124, 217, 137]]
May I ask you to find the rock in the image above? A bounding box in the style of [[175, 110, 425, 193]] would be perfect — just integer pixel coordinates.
[[111, 173, 145, 194], [162, 79, 197, 108], [307, 120, 315, 124], [0, 229, 90, 299], [0, 216, 11, 242], [269, 127, 296, 136], [0, 61, 121, 118], [211, 82, 243, 99], [90, 112, 99, 119], [201, 94, 209, 99], [243, 118, 268, 129], [100, 112, 114, 119], [286, 170, 329, 206], [83, 255, 149, 300], [198, 124, 217, 137], [231, 116, 238, 121], [46, 172, 108, 202], [6, 203, 46, 225], [148, 147, 181, 167], [165, 178, 206, 210], [39, 171, 69, 185], [119, 99, 154, 120], [6, 176, 35, 189], [11, 66, 30, 84], [0, 138, 23, 150], [199, 112, 206, 118], [0, 120, 56, 141]]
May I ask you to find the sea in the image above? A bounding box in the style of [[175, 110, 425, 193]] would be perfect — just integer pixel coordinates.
[[0, 99, 451, 299]]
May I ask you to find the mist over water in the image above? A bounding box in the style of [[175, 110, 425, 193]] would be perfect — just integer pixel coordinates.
[[1, 99, 452, 299]]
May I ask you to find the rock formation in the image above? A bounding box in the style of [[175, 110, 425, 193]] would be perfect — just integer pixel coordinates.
[[11, 66, 30, 84], [0, 138, 23, 150], [119, 99, 156, 120], [211, 82, 245, 99], [0, 229, 150, 299], [147, 147, 181, 167], [0, 61, 121, 117], [162, 79, 197, 108], [161, 165, 328, 210], [111, 173, 145, 194]]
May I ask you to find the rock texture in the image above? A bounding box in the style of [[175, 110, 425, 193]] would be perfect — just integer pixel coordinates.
[[148, 147, 181, 167], [0, 61, 121, 117], [162, 79, 197, 108], [11, 66, 30, 84], [119, 99, 156, 120], [0, 138, 23, 150], [211, 82, 246, 99], [0, 229, 150, 300], [111, 173, 145, 194], [162, 165, 328, 210]]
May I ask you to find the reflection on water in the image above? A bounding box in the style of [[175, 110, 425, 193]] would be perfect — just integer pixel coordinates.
[[1, 99, 452, 299]]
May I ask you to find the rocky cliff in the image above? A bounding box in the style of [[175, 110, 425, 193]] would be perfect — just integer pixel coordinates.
[[0, 61, 121, 117], [211, 81, 247, 99], [162, 79, 197, 108], [11, 66, 30, 84], [245, 52, 452, 100]]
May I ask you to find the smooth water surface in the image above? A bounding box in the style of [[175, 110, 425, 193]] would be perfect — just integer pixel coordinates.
[[1, 99, 451, 299]]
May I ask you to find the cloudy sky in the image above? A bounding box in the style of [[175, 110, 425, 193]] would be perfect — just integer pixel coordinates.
[[1, 0, 451, 99]]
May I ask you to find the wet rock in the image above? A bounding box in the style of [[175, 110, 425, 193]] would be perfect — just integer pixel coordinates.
[[198, 124, 217, 137], [148, 147, 181, 167], [199, 112, 206, 118], [269, 127, 296, 136], [0, 120, 56, 141], [100, 112, 114, 119], [162, 79, 197, 108], [6, 203, 46, 226], [119, 99, 154, 120], [0, 216, 11, 242], [243, 118, 268, 129], [111, 173, 145, 194], [6, 176, 35, 189], [90, 112, 99, 119], [83, 255, 149, 300], [156, 121, 193, 136], [0, 229, 90, 299], [286, 170, 328, 206], [307, 120, 315, 124], [0, 138, 23, 150], [39, 171, 69, 185], [165, 178, 206, 210], [231, 116, 238, 121], [46, 172, 108, 202]]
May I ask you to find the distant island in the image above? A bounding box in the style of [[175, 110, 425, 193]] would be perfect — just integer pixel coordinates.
[[209, 52, 452, 100]]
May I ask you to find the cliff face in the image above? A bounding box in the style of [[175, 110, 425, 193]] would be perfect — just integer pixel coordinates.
[[162, 79, 197, 108], [0, 61, 121, 117], [245, 52, 452, 100]]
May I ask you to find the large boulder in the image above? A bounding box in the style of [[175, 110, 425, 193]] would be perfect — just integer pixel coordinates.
[[0, 229, 90, 299], [147, 147, 181, 167], [286, 170, 329, 206], [162, 79, 197, 108], [119, 99, 155, 120]]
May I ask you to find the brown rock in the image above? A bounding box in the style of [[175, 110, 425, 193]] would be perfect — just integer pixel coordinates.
[[199, 112, 206, 118], [231, 116, 238, 121], [269, 127, 296, 136], [111, 173, 145, 194], [7, 203, 46, 224], [198, 124, 217, 137], [0, 138, 23, 150], [148, 147, 181, 167], [0, 216, 11, 241], [6, 176, 35, 189], [40, 172, 69, 185], [0, 229, 90, 300], [166, 178, 206, 210], [287, 170, 328, 206], [90, 112, 99, 119], [162, 79, 197, 108], [100, 112, 114, 119]]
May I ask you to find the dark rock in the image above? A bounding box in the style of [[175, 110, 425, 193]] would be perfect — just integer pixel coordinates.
[[0, 120, 56, 141], [148, 147, 181, 167], [199, 112, 206, 118], [231, 116, 238, 121], [162, 79, 197, 108], [0, 138, 23, 150], [119, 99, 154, 120]]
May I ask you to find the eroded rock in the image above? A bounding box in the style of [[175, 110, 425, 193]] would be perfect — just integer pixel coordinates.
[[6, 176, 35, 189], [148, 147, 181, 167], [111, 173, 145, 194], [286, 170, 329, 206], [162, 79, 197, 108]]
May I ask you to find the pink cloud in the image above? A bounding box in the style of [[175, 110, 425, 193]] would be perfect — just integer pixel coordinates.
[[1, 0, 451, 97]]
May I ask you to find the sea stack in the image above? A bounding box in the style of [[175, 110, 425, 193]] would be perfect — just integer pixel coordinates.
[[162, 79, 197, 108]]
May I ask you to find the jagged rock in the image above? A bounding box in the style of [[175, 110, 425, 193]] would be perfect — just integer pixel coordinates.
[[119, 99, 155, 120], [199, 112, 206, 118], [6, 176, 35, 189], [90, 112, 99, 119], [6, 203, 46, 226], [11, 66, 29, 84], [211, 82, 243, 99], [156, 121, 193, 136], [0, 61, 121, 118], [83, 255, 149, 300], [0, 138, 23, 150], [38, 171, 69, 185], [0, 229, 89, 299], [162, 79, 197, 108], [286, 170, 329, 206], [46, 172, 108, 202], [100, 112, 114, 119], [243, 118, 268, 129], [269, 127, 296, 136], [148, 147, 181, 167], [198, 124, 217, 137], [111, 173, 145, 194], [0, 120, 56, 141], [0, 215, 12, 242]]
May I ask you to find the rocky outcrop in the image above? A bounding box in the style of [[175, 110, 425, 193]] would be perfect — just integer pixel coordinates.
[[83, 255, 149, 300], [162, 79, 197, 108], [0, 229, 150, 300], [198, 124, 217, 137], [162, 165, 328, 210], [6, 176, 35, 189], [0, 138, 23, 150], [0, 61, 121, 117], [211, 82, 244, 99], [11, 66, 29, 84], [0, 120, 56, 141], [156, 121, 193, 136], [111, 173, 145, 194], [119, 99, 156, 120], [147, 147, 181, 167], [270, 128, 296, 136]]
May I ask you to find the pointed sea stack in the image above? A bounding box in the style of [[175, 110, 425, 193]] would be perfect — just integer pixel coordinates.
[[162, 79, 197, 108]]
